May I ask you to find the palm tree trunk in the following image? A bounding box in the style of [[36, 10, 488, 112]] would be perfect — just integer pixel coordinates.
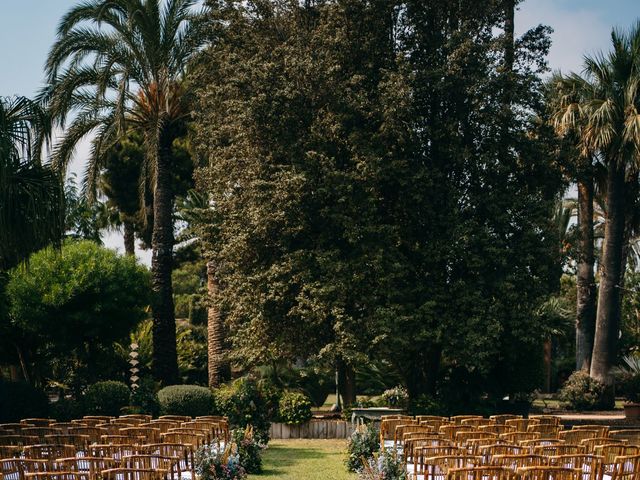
[[591, 163, 626, 403], [576, 176, 596, 371], [150, 135, 179, 385], [207, 260, 224, 388], [123, 220, 135, 256]]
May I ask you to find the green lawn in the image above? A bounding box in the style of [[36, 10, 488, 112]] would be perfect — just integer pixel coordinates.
[[249, 440, 357, 480]]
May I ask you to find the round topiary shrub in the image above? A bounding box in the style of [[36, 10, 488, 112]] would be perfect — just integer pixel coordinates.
[[0, 380, 49, 422], [278, 391, 312, 425], [558, 370, 606, 411], [84, 380, 130, 416], [158, 385, 214, 417]]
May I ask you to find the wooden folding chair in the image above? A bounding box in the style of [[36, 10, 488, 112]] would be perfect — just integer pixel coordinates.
[[120, 428, 160, 445], [140, 444, 194, 478], [609, 454, 640, 480], [0, 459, 50, 480], [55, 458, 118, 480], [121, 456, 175, 480], [548, 454, 603, 479], [87, 444, 140, 460], [416, 455, 481, 480], [23, 445, 75, 462]]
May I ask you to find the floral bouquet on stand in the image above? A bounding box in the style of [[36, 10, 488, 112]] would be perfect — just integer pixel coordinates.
[[195, 442, 247, 480]]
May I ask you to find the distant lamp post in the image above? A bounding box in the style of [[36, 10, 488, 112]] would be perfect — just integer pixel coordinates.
[[331, 365, 342, 412]]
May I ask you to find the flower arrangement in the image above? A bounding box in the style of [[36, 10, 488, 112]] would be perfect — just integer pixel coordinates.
[[345, 424, 380, 472], [358, 451, 407, 480], [231, 425, 266, 474], [381, 386, 409, 408], [195, 442, 247, 480]]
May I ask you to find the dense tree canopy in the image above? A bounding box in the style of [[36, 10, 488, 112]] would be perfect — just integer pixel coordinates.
[[193, 0, 565, 408], [4, 240, 151, 390]]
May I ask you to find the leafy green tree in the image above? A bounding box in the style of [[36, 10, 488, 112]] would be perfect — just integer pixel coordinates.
[[194, 0, 563, 407], [6, 240, 151, 391], [42, 0, 208, 384]]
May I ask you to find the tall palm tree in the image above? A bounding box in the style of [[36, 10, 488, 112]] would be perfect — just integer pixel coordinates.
[[42, 0, 207, 384], [550, 75, 599, 372], [0, 96, 63, 270], [552, 24, 640, 397]]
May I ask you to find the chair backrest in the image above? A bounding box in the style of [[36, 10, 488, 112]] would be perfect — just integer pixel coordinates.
[[120, 416, 152, 423], [594, 444, 640, 464], [83, 417, 114, 423], [417, 455, 481, 478], [534, 444, 585, 456], [146, 422, 178, 435], [526, 424, 561, 440], [455, 431, 497, 445], [24, 473, 90, 480], [67, 428, 107, 444], [120, 428, 160, 444], [0, 435, 38, 447], [499, 432, 540, 444], [101, 436, 142, 446], [558, 429, 599, 444], [490, 415, 522, 425], [121, 455, 174, 472], [609, 430, 640, 446], [0, 424, 31, 434], [416, 415, 449, 423], [519, 439, 565, 451], [157, 417, 191, 423], [21, 420, 52, 428], [479, 425, 516, 436], [610, 454, 640, 480], [43, 435, 89, 449], [530, 416, 561, 426], [21, 429, 62, 440], [100, 468, 166, 480], [478, 444, 525, 459], [505, 419, 539, 433], [110, 419, 142, 427], [451, 416, 483, 426], [159, 433, 203, 449], [141, 444, 195, 475], [439, 425, 476, 441], [572, 425, 609, 436], [55, 457, 118, 480], [549, 453, 603, 478], [87, 444, 140, 460], [491, 454, 548, 469], [446, 466, 516, 480], [581, 436, 625, 452], [0, 458, 49, 480], [49, 424, 74, 434], [461, 419, 495, 428], [516, 466, 580, 480], [23, 445, 75, 461]]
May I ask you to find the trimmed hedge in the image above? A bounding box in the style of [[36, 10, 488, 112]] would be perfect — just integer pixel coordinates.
[[84, 381, 130, 416], [158, 385, 214, 416]]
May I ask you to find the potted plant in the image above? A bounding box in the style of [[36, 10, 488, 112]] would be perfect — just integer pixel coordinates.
[[615, 354, 640, 419]]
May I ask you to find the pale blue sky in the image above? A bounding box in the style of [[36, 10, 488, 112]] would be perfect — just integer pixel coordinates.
[[0, 0, 638, 262]]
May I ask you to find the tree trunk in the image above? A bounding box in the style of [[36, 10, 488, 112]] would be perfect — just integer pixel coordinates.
[[591, 163, 626, 403], [150, 135, 179, 385], [503, 0, 515, 72], [123, 220, 135, 256], [543, 338, 552, 393], [576, 176, 596, 371], [207, 260, 225, 388], [337, 358, 356, 407]]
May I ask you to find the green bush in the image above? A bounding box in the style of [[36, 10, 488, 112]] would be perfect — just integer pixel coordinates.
[[0, 380, 49, 422], [345, 424, 380, 472], [214, 378, 270, 443], [558, 371, 606, 411], [50, 396, 84, 421], [409, 394, 446, 416], [130, 377, 160, 416], [278, 391, 312, 425], [84, 381, 130, 416], [158, 384, 214, 417]]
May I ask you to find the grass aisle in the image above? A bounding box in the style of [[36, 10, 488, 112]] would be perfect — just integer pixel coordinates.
[[250, 439, 357, 480]]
